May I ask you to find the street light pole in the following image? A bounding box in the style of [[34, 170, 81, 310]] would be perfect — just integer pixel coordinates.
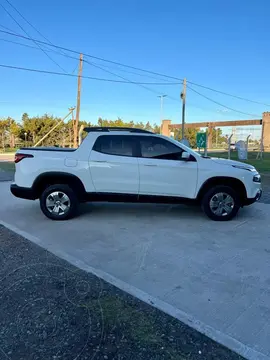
[[158, 94, 167, 134], [24, 132, 27, 147]]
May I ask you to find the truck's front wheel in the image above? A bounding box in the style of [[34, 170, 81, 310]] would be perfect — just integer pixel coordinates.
[[40, 184, 78, 220], [201, 185, 240, 221]]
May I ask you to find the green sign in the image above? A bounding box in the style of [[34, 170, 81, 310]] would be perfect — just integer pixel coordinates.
[[196, 132, 206, 148]]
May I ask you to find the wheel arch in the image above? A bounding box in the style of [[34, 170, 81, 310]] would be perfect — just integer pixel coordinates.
[[32, 172, 87, 201], [197, 176, 247, 204]]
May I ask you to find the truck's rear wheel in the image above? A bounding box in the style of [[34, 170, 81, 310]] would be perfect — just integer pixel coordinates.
[[40, 184, 78, 220], [201, 185, 240, 221]]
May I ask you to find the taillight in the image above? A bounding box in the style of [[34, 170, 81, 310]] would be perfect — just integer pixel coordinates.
[[14, 153, 34, 164]]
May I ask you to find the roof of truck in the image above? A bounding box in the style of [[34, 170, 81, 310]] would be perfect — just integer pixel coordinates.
[[84, 127, 153, 134]]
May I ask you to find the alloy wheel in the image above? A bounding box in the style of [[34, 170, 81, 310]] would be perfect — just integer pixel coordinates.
[[45, 191, 71, 216], [209, 192, 235, 216]]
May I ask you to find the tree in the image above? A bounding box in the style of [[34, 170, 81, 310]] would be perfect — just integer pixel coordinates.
[[9, 118, 21, 147], [0, 118, 11, 150], [0, 113, 161, 149], [174, 127, 200, 148], [211, 128, 225, 148], [152, 124, 160, 134], [96, 118, 160, 133], [22, 113, 29, 123]]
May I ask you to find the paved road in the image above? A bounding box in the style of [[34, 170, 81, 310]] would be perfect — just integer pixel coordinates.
[[0, 181, 270, 360], [0, 170, 13, 182]]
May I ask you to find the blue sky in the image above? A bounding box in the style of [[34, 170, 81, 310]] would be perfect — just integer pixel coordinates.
[[0, 0, 269, 126]]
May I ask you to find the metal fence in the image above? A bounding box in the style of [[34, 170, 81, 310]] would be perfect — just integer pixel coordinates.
[[206, 125, 262, 151]]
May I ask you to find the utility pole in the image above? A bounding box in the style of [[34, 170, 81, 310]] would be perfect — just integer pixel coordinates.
[[180, 78, 186, 140], [78, 124, 85, 146], [158, 94, 167, 134], [74, 54, 83, 148]]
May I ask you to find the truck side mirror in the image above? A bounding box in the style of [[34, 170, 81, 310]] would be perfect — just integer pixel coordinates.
[[182, 151, 190, 161]]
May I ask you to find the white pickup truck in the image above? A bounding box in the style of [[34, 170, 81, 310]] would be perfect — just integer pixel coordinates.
[[10, 127, 262, 221]]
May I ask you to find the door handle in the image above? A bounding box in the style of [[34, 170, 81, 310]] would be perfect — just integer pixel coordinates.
[[144, 164, 157, 167], [93, 160, 107, 163]]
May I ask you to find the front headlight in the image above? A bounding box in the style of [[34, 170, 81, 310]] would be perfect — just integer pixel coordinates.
[[232, 165, 256, 172], [253, 174, 261, 183]]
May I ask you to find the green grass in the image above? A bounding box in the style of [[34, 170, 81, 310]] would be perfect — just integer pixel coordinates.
[[208, 151, 270, 173], [0, 161, 15, 172], [86, 296, 163, 345], [85, 296, 185, 359]]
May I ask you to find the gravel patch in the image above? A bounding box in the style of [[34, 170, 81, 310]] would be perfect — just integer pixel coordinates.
[[0, 225, 245, 360]]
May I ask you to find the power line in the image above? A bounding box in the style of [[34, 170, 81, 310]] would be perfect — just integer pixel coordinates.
[[90, 62, 173, 82], [0, 28, 180, 92], [187, 80, 270, 107], [3, 0, 71, 59], [0, 34, 174, 85], [0, 29, 183, 81], [186, 85, 261, 118], [0, 22, 170, 83], [0, 3, 66, 72], [0, 28, 268, 109], [0, 34, 177, 95], [0, 35, 86, 64], [0, 63, 182, 84], [0, 22, 19, 33], [0, 22, 180, 92], [166, 93, 233, 114], [84, 59, 162, 95], [0, 36, 65, 54], [0, 27, 175, 82], [0, 23, 64, 55], [0, 35, 173, 94]]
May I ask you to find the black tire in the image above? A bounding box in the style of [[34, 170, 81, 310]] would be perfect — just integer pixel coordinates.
[[201, 185, 240, 221], [40, 184, 79, 220]]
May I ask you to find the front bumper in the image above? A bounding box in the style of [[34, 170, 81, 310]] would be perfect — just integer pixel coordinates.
[[243, 189, 262, 206], [10, 183, 36, 200]]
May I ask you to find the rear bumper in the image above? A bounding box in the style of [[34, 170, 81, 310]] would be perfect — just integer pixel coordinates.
[[10, 183, 36, 200], [243, 189, 262, 206]]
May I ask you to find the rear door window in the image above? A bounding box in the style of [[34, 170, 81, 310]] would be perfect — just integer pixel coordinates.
[[93, 135, 136, 157]]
